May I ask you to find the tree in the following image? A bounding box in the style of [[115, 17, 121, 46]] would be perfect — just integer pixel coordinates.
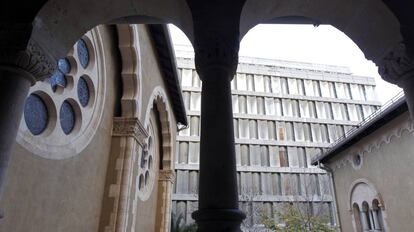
[[260, 174, 337, 232], [170, 212, 197, 232], [239, 173, 337, 232]]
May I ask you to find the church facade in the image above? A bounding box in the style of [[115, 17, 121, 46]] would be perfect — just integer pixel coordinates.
[[0, 24, 187, 232], [313, 93, 413, 232]]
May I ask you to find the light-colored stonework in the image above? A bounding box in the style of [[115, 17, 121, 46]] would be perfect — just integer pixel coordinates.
[[1, 24, 178, 232], [325, 111, 414, 232], [16, 27, 107, 160]]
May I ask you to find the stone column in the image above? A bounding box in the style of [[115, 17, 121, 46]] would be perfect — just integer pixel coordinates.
[[360, 209, 369, 231], [0, 37, 55, 216], [0, 68, 32, 197], [156, 170, 175, 232], [190, 32, 245, 232], [371, 208, 381, 231], [379, 43, 414, 120]]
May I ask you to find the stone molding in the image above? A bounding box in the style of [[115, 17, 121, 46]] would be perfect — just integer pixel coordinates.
[[159, 170, 176, 183], [379, 42, 414, 87], [112, 117, 148, 147], [0, 38, 56, 83], [116, 25, 142, 117], [331, 116, 413, 171]]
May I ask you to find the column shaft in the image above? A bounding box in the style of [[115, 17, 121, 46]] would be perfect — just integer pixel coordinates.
[[0, 68, 32, 203], [192, 68, 245, 231]]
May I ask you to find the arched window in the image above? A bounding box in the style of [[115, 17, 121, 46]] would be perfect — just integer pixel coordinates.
[[352, 203, 363, 232], [349, 180, 387, 232], [372, 199, 385, 231]]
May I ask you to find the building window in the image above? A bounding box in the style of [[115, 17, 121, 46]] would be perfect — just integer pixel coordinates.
[[350, 181, 386, 232]]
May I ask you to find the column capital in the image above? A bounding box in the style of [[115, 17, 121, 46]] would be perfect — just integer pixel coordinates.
[[158, 170, 176, 183], [378, 42, 414, 87], [112, 117, 149, 147], [0, 22, 56, 84], [192, 30, 239, 80]]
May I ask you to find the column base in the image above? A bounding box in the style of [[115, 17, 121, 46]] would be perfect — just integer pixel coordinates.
[[192, 209, 246, 232]]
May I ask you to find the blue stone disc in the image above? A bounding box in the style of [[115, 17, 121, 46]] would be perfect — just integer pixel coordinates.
[[77, 76, 90, 107], [58, 58, 71, 74], [24, 94, 48, 135], [60, 100, 76, 135], [77, 39, 89, 69], [49, 70, 67, 92]]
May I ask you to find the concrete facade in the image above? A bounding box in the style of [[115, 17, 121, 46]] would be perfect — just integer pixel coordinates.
[[172, 47, 381, 229], [0, 24, 181, 232], [315, 96, 414, 232]]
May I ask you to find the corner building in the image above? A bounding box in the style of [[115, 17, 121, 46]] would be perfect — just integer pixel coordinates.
[[172, 47, 381, 228]]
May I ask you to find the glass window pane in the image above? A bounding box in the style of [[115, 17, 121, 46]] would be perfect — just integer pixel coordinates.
[[247, 96, 258, 114], [258, 120, 269, 140], [275, 99, 282, 116], [299, 100, 310, 118], [257, 97, 265, 115], [280, 78, 288, 95], [190, 92, 201, 111], [320, 81, 331, 97], [239, 119, 249, 139], [265, 97, 275, 115], [264, 76, 271, 93], [304, 80, 315, 96], [294, 123, 304, 142], [365, 85, 377, 101], [239, 96, 247, 114], [232, 95, 239, 113], [282, 99, 293, 117], [271, 77, 281, 94], [237, 73, 247, 90], [247, 74, 254, 91], [288, 78, 299, 95], [181, 69, 192, 87], [255, 75, 265, 92]]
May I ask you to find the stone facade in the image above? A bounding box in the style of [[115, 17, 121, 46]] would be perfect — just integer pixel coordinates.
[[172, 47, 382, 228], [315, 95, 414, 232], [0, 24, 181, 232]]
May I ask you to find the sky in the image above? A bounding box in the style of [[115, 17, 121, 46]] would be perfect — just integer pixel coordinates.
[[169, 24, 402, 104]]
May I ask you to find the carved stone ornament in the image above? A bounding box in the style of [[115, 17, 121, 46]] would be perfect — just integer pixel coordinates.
[[158, 170, 176, 183], [378, 42, 414, 86], [0, 38, 56, 83], [193, 30, 240, 80], [112, 117, 149, 147]]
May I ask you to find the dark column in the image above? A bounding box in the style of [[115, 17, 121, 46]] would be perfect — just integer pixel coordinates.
[[0, 33, 55, 217], [186, 1, 247, 230], [0, 67, 32, 200], [379, 43, 414, 120]]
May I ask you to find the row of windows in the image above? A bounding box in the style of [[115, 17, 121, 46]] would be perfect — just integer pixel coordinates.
[[176, 141, 322, 168], [172, 200, 334, 226], [182, 91, 378, 121], [179, 68, 377, 101], [179, 116, 355, 144], [174, 170, 330, 198]]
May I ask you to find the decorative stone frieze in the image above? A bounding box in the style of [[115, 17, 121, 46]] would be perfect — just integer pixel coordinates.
[[112, 117, 148, 147], [0, 38, 56, 83], [378, 42, 414, 86], [159, 170, 176, 183]]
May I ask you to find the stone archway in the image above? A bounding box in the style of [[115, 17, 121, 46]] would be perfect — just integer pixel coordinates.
[[143, 87, 175, 232], [240, 0, 402, 65]]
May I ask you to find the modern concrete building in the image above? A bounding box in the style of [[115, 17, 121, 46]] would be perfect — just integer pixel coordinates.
[[313, 92, 412, 232], [172, 46, 381, 229]]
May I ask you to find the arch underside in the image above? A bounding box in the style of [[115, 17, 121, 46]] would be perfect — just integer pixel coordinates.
[[33, 0, 402, 70]]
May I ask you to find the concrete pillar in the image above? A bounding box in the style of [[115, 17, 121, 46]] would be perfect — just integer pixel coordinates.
[[0, 67, 32, 213]]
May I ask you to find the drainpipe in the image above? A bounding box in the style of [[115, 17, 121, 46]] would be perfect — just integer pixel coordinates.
[[318, 161, 342, 232]]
